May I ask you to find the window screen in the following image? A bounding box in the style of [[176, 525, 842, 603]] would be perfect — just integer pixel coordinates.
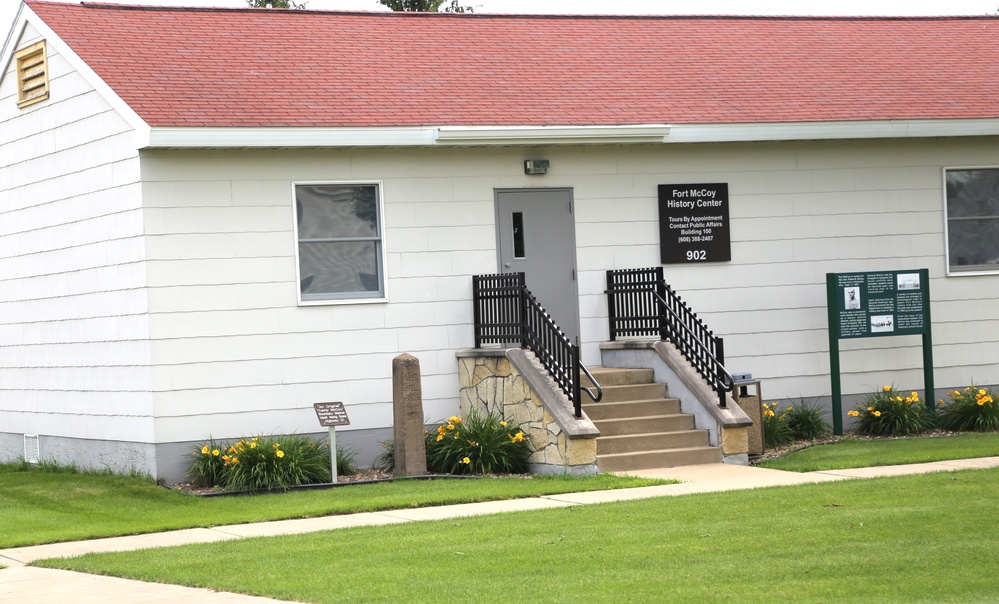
[[945, 168, 999, 273], [295, 184, 384, 301]]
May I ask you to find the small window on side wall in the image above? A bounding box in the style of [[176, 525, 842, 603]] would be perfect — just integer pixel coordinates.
[[945, 168, 999, 275], [294, 183, 386, 303]]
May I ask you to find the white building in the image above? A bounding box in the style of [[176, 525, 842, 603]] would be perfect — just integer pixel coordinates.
[[2, 1, 998, 481]]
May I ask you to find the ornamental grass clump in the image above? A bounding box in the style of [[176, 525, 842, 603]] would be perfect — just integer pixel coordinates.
[[189, 434, 342, 491], [188, 437, 227, 488], [936, 386, 999, 432], [785, 398, 831, 440], [848, 385, 933, 436], [761, 402, 793, 449], [425, 410, 531, 475], [373, 439, 394, 472]]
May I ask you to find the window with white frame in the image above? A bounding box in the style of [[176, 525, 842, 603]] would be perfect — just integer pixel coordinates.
[[945, 168, 999, 274], [294, 183, 385, 302]]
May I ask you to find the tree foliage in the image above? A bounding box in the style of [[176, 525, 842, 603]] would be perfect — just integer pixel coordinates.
[[246, 0, 308, 8], [378, 0, 472, 12]]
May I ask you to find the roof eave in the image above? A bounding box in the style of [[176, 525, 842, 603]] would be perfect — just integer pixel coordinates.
[[140, 118, 999, 150], [666, 119, 999, 143], [435, 124, 672, 145]]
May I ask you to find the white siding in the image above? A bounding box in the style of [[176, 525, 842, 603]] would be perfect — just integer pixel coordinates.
[[574, 138, 999, 399], [143, 138, 999, 445], [0, 25, 153, 443]]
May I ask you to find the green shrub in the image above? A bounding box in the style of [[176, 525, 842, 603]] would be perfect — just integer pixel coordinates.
[[189, 434, 331, 491], [849, 385, 933, 437], [425, 411, 531, 475], [785, 398, 831, 440], [762, 402, 794, 449], [188, 437, 229, 488], [336, 445, 358, 476], [373, 439, 394, 472], [936, 386, 999, 432]]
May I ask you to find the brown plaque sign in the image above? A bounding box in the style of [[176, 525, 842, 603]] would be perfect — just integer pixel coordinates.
[[313, 402, 350, 427]]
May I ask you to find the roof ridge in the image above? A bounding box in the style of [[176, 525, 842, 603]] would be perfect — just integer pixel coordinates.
[[47, 3, 999, 21]]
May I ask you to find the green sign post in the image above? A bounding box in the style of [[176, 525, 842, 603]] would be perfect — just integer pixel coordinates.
[[826, 269, 934, 435]]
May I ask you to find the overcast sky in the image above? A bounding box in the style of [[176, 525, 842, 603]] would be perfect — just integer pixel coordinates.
[[5, 0, 999, 52]]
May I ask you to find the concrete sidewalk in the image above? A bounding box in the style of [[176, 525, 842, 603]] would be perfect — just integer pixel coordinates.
[[2, 457, 997, 603]]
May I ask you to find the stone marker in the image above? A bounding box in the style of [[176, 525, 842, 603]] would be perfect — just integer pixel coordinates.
[[393, 353, 427, 477]]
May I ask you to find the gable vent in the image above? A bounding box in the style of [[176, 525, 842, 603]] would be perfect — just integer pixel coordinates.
[[23, 434, 40, 464], [15, 41, 49, 108]]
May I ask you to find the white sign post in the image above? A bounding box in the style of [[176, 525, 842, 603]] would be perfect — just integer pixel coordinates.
[[313, 402, 350, 484]]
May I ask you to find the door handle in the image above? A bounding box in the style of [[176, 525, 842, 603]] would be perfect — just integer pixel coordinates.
[[504, 263, 512, 268]]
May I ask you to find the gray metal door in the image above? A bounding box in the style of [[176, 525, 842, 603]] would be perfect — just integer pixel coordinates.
[[496, 188, 580, 343]]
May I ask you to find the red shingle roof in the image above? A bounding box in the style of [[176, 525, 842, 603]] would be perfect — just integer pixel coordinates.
[[24, 0, 999, 128]]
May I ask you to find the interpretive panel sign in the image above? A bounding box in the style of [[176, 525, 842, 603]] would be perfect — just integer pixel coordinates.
[[313, 402, 350, 427], [829, 270, 929, 339], [825, 268, 934, 435], [658, 183, 731, 264]]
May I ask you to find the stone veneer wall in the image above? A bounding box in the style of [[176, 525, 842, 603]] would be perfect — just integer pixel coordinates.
[[457, 350, 598, 475]]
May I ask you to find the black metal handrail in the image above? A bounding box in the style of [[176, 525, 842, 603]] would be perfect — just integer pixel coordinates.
[[472, 272, 602, 417], [605, 267, 734, 408]]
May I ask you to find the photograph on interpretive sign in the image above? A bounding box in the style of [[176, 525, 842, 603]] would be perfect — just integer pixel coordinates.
[[897, 273, 921, 290], [844, 287, 861, 309], [871, 314, 894, 333]]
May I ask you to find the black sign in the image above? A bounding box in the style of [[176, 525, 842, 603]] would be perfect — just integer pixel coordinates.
[[658, 183, 731, 264], [313, 402, 350, 427], [828, 270, 929, 339]]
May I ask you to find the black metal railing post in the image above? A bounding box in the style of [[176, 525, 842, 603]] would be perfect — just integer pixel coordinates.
[[571, 343, 582, 418], [517, 272, 528, 350], [655, 266, 668, 341], [606, 271, 618, 342], [715, 337, 727, 408], [472, 274, 483, 349]]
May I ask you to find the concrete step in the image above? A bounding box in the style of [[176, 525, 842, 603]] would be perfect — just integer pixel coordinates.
[[597, 383, 667, 403], [592, 414, 694, 436], [583, 365, 723, 471], [583, 367, 655, 388], [583, 398, 681, 420], [596, 429, 710, 455], [597, 446, 723, 472]]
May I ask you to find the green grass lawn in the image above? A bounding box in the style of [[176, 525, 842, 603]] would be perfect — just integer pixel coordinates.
[[38, 467, 999, 603], [0, 464, 665, 548], [758, 432, 999, 472]]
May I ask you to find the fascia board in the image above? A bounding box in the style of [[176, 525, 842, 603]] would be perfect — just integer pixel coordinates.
[[143, 119, 999, 149], [6, 5, 151, 147], [435, 124, 671, 145], [146, 124, 669, 148], [666, 119, 999, 143], [145, 126, 439, 148], [0, 4, 29, 87]]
